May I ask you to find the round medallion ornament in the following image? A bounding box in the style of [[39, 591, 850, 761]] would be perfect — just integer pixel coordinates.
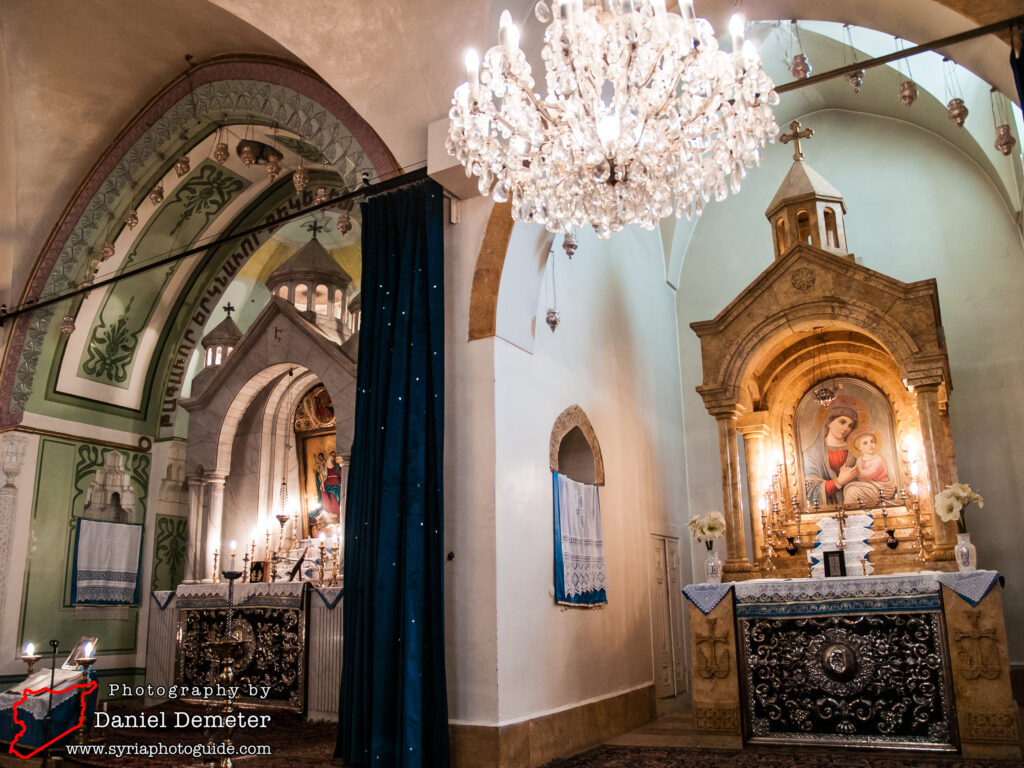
[[806, 628, 874, 696], [790, 267, 816, 292]]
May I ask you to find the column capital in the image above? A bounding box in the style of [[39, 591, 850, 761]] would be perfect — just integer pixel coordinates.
[[736, 410, 771, 438]]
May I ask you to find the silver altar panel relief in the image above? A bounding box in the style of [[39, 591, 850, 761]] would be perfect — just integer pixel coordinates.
[[739, 612, 958, 749]]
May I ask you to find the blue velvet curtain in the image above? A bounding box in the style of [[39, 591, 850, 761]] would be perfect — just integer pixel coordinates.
[[1013, 39, 1024, 107], [336, 180, 449, 767]]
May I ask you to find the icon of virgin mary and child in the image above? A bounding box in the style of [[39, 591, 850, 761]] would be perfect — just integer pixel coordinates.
[[803, 405, 896, 507]]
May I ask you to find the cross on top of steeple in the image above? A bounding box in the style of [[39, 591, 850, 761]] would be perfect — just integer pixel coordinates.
[[223, 302, 235, 318], [779, 120, 814, 161]]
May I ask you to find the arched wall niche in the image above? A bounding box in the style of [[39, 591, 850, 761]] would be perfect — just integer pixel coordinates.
[[549, 405, 605, 486]]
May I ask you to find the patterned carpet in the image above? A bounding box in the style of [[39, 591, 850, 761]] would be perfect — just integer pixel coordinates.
[[542, 746, 1024, 768]]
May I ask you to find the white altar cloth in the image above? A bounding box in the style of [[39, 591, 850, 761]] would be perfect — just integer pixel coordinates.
[[0, 669, 86, 720]]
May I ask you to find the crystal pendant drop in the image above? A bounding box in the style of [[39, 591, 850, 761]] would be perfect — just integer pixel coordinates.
[[562, 232, 578, 259], [534, 0, 551, 23], [946, 98, 968, 127], [545, 308, 560, 332]]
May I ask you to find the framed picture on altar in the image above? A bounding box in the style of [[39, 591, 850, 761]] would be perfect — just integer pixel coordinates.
[[795, 377, 901, 511], [61, 636, 99, 670], [823, 550, 847, 577]]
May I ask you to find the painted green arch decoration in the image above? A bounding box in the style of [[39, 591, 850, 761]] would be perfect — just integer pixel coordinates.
[[1, 55, 398, 429]]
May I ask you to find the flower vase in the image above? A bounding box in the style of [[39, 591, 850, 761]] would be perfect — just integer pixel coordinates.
[[955, 532, 977, 572], [704, 543, 722, 585]]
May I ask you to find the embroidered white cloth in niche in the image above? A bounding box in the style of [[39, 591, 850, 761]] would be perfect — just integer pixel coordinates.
[[810, 513, 874, 578], [74, 519, 142, 604], [556, 473, 608, 598]]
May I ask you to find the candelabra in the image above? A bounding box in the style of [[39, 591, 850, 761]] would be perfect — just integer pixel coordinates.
[[902, 485, 929, 561], [877, 487, 899, 549]]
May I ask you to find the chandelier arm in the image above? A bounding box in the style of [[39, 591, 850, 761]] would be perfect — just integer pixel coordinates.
[[520, 88, 561, 130]]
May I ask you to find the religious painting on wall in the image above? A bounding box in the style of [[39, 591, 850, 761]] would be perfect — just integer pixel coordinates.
[[795, 377, 900, 509], [294, 385, 339, 539]]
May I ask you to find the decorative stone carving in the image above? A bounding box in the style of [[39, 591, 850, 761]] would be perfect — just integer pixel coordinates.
[[695, 618, 730, 679], [790, 266, 816, 291], [549, 404, 605, 485], [693, 706, 741, 733], [83, 450, 137, 523], [954, 610, 1001, 680], [962, 711, 1021, 743]]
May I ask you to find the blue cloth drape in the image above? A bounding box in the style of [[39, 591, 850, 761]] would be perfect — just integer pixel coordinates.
[[336, 180, 449, 767]]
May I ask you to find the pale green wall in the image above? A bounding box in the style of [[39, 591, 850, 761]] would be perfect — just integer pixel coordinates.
[[675, 108, 1024, 661]]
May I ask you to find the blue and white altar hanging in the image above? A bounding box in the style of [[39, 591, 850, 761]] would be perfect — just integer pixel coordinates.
[[71, 519, 143, 604], [553, 471, 608, 606]]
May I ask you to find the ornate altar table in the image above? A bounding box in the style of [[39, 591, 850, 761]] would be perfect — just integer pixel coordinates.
[[146, 582, 343, 721], [683, 571, 1020, 758]]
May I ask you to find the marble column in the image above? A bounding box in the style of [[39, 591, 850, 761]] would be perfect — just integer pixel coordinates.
[[736, 419, 769, 568], [205, 474, 227, 581], [184, 476, 207, 583], [716, 412, 752, 577], [915, 383, 956, 554]]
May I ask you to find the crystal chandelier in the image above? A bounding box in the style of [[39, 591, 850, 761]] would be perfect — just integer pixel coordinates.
[[446, 0, 780, 238]]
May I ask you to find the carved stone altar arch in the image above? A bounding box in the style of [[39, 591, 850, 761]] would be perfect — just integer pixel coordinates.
[[179, 296, 357, 581], [692, 246, 958, 579], [549, 405, 605, 486]]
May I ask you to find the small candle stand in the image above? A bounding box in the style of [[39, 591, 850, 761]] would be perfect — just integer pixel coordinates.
[[20, 645, 41, 677], [276, 513, 290, 551]]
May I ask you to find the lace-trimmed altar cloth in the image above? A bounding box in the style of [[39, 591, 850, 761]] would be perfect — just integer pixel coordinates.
[[682, 583, 733, 615], [553, 472, 608, 606], [175, 580, 306, 609], [72, 519, 143, 604], [732, 570, 1003, 618], [0, 668, 85, 719]]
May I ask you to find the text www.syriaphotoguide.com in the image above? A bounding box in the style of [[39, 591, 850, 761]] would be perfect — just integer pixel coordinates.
[[65, 742, 272, 759]]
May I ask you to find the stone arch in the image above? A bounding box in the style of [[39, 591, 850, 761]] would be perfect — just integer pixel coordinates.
[[468, 201, 514, 341], [1, 54, 398, 428], [549, 405, 605, 486]]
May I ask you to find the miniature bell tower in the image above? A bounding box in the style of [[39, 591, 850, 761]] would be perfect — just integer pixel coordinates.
[[765, 121, 850, 260]]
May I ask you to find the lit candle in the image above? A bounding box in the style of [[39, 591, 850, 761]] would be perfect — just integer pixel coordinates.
[[83, 642, 94, 659], [498, 10, 520, 50], [229, 540, 237, 570], [728, 13, 745, 52], [910, 481, 920, 498], [23, 642, 34, 657]]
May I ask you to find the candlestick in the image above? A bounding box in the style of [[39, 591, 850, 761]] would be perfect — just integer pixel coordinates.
[[270, 550, 280, 583], [264, 528, 272, 561], [20, 643, 41, 676], [318, 533, 327, 587], [243, 553, 251, 582], [212, 549, 220, 584], [229, 541, 237, 571]]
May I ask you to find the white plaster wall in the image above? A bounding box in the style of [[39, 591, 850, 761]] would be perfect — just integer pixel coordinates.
[[0, 432, 39, 678], [443, 196, 501, 724], [492, 223, 689, 723], [675, 108, 1024, 661]]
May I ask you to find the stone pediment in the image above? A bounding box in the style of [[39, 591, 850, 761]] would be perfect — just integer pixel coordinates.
[[182, 296, 356, 410], [690, 245, 949, 415]]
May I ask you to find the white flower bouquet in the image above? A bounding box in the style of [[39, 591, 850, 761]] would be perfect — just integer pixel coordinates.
[[933, 483, 983, 534], [688, 510, 727, 550]]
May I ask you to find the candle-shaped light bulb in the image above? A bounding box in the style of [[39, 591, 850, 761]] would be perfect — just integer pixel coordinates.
[[650, 0, 666, 17], [83, 642, 94, 658], [498, 10, 520, 49], [742, 39, 758, 63], [596, 113, 620, 151], [464, 48, 480, 96], [910, 481, 920, 497], [679, 0, 695, 25], [24, 642, 34, 657], [728, 13, 745, 52], [229, 540, 237, 569]]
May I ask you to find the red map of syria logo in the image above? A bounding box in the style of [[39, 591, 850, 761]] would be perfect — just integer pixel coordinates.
[[7, 680, 97, 759]]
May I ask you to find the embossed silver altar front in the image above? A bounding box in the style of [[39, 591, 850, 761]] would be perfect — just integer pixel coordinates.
[[734, 574, 958, 750], [175, 582, 307, 712]]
